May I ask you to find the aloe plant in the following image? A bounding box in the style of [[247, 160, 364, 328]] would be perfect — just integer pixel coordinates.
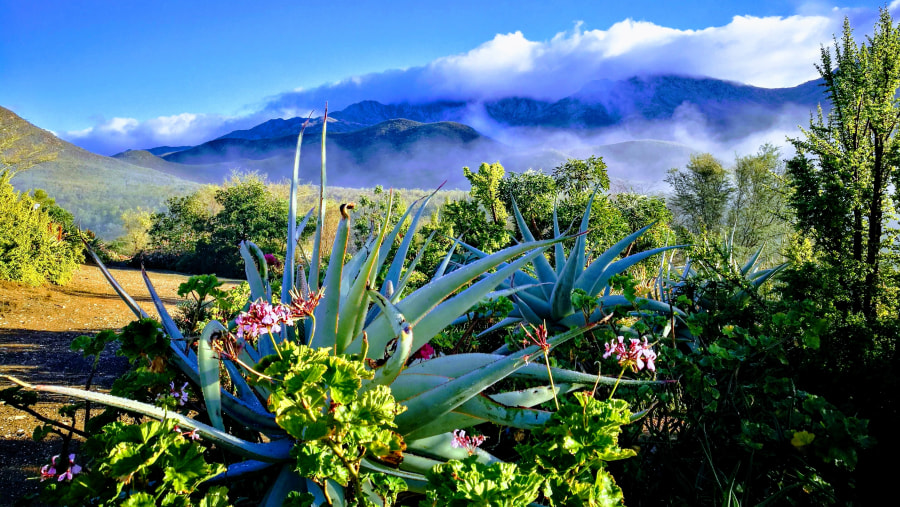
[[454, 191, 685, 348], [4, 116, 666, 506], [664, 235, 787, 310]]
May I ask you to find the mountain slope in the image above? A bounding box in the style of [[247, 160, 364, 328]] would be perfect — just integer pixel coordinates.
[[157, 119, 498, 188], [2, 107, 198, 239]]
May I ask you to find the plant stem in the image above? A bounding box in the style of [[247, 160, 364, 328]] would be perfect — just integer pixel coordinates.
[[542, 350, 560, 410], [268, 331, 283, 359], [608, 365, 627, 400]]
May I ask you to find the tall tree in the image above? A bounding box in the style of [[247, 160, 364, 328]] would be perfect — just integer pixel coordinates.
[[788, 9, 900, 319], [727, 144, 791, 253], [665, 153, 734, 237]]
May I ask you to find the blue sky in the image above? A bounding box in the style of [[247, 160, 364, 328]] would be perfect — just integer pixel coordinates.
[[0, 0, 894, 154]]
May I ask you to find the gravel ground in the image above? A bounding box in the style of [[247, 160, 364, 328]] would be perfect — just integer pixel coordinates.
[[0, 264, 203, 506]]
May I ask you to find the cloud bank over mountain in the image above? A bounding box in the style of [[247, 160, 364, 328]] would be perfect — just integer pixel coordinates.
[[61, 5, 893, 156]]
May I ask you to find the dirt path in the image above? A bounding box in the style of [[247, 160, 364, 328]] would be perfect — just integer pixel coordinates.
[[0, 264, 214, 505]]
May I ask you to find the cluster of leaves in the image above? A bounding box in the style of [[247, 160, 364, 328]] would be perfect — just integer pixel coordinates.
[[39, 418, 230, 507], [100, 319, 180, 423], [0, 169, 82, 285], [257, 342, 407, 506], [665, 144, 791, 261], [146, 174, 290, 276], [424, 394, 635, 506], [172, 274, 228, 335], [609, 252, 872, 505]]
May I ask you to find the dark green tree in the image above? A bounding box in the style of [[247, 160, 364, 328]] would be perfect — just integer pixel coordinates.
[[788, 9, 900, 320]]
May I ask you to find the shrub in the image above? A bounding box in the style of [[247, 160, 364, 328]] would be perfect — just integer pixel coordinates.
[[0, 169, 81, 285]]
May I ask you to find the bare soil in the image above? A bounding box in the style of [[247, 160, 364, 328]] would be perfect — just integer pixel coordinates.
[[0, 264, 200, 506]]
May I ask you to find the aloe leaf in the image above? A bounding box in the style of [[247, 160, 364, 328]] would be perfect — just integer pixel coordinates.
[[574, 223, 655, 293], [510, 197, 556, 298], [205, 460, 276, 485], [394, 325, 591, 434], [390, 373, 450, 402], [336, 198, 393, 350], [281, 121, 308, 307], [553, 200, 564, 275], [406, 433, 501, 464], [260, 464, 305, 507], [587, 245, 685, 297], [401, 411, 481, 441], [402, 249, 549, 354], [401, 353, 656, 387], [360, 458, 427, 482], [366, 289, 413, 387], [434, 234, 463, 278], [404, 395, 552, 441], [741, 246, 764, 276], [514, 285, 553, 319], [311, 203, 352, 350], [488, 383, 583, 407], [140, 267, 184, 341], [376, 195, 423, 275], [383, 186, 442, 292], [197, 321, 226, 431], [448, 284, 546, 327], [549, 190, 596, 319], [7, 378, 292, 462], [356, 236, 565, 357], [734, 263, 787, 301], [513, 292, 546, 326], [240, 241, 269, 303], [221, 360, 264, 412], [394, 229, 436, 301], [397, 452, 445, 475], [309, 107, 328, 293], [479, 317, 522, 343], [82, 242, 148, 319]]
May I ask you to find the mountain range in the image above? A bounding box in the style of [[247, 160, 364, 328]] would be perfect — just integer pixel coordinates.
[[126, 74, 824, 188], [3, 73, 827, 239]]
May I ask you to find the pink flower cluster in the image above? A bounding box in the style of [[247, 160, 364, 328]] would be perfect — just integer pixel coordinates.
[[173, 425, 201, 441], [40, 454, 82, 482], [603, 336, 657, 372], [451, 429, 486, 455], [169, 381, 189, 405], [235, 300, 292, 340], [411, 343, 435, 361], [234, 293, 326, 341]]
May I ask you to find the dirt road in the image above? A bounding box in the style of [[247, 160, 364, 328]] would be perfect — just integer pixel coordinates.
[[0, 264, 202, 505]]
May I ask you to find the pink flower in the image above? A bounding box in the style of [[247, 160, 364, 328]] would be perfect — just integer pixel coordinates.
[[411, 343, 435, 361], [40, 464, 56, 481], [263, 253, 282, 268], [603, 336, 657, 372], [43, 454, 81, 482], [235, 300, 292, 340], [450, 429, 486, 455]]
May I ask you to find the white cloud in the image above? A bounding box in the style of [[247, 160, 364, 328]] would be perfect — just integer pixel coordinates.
[[67, 5, 885, 156], [62, 113, 261, 155], [264, 12, 844, 115]]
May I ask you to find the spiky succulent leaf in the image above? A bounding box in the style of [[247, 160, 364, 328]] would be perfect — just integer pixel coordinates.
[[198, 321, 226, 431]]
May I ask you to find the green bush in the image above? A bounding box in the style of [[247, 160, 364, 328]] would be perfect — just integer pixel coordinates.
[[0, 169, 81, 285]]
